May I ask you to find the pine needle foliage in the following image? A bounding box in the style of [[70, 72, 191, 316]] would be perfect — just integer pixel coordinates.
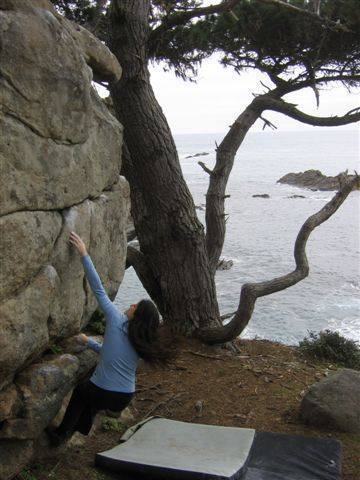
[[50, 1, 360, 87], [50, 0, 98, 25]]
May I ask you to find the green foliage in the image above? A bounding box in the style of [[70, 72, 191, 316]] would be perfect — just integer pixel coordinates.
[[89, 310, 106, 335], [18, 470, 38, 480], [51, 1, 360, 87], [50, 0, 108, 39], [101, 416, 126, 433], [299, 330, 360, 369], [90, 321, 106, 335], [153, 0, 360, 84], [50, 0, 98, 24], [49, 344, 63, 355]]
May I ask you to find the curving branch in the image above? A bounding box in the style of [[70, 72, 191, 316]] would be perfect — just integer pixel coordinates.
[[198, 176, 359, 344], [205, 95, 266, 275], [272, 74, 360, 97], [259, 97, 360, 126], [126, 246, 164, 312], [203, 75, 359, 278]]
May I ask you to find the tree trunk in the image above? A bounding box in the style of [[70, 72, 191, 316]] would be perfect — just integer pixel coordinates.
[[205, 99, 264, 275], [109, 0, 220, 334]]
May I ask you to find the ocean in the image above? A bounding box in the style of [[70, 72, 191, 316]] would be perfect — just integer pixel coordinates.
[[115, 129, 360, 345]]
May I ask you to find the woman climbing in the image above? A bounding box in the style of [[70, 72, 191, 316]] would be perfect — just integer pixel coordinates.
[[46, 231, 172, 446]]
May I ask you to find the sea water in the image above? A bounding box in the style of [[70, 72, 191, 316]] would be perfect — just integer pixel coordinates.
[[115, 129, 360, 345]]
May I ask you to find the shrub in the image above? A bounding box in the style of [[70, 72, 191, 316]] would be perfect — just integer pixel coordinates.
[[299, 330, 360, 369]]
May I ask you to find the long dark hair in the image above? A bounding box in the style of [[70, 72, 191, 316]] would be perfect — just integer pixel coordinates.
[[127, 299, 174, 365]]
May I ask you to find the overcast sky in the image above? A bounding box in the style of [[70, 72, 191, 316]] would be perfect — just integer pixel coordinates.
[[148, 57, 359, 135]]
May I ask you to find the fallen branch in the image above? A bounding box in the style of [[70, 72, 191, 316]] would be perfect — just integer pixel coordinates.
[[184, 350, 223, 360], [143, 393, 182, 418]]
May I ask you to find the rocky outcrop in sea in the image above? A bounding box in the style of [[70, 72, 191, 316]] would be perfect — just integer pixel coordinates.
[[0, 1, 129, 476], [186, 152, 209, 159], [277, 169, 359, 191]]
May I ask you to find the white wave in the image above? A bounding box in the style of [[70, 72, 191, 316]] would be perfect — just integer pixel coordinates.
[[327, 318, 360, 342]]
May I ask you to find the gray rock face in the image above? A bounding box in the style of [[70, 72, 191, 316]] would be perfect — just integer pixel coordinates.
[[277, 169, 359, 191], [0, 1, 129, 476], [0, 266, 58, 390], [0, 212, 62, 302], [0, 354, 80, 440], [300, 369, 360, 433], [0, 2, 122, 216]]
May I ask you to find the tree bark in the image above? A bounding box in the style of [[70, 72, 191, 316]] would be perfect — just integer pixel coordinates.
[[205, 97, 264, 274], [109, 0, 220, 334]]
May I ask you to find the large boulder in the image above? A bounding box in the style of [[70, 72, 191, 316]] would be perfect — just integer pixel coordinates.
[[0, 1, 123, 216], [300, 369, 360, 433], [0, 1, 129, 476], [0, 266, 58, 390], [0, 212, 62, 302], [0, 354, 80, 440]]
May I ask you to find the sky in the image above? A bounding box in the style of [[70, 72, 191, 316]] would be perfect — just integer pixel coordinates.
[[147, 58, 360, 135], [95, 1, 360, 136]]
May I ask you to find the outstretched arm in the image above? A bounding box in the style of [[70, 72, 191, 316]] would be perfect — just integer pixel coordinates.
[[69, 232, 119, 318], [76, 333, 102, 353]]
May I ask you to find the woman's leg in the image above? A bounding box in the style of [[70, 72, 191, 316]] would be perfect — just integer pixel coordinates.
[[46, 382, 133, 444], [74, 383, 133, 436], [54, 381, 91, 438]]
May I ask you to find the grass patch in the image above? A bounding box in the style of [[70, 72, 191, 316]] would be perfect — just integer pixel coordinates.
[[101, 416, 126, 433], [299, 330, 360, 369], [49, 344, 63, 355], [17, 470, 38, 480]]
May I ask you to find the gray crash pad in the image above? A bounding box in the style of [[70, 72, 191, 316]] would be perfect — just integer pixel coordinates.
[[96, 417, 255, 479]]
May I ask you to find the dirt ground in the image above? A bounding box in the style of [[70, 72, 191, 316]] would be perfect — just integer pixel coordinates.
[[17, 339, 360, 480]]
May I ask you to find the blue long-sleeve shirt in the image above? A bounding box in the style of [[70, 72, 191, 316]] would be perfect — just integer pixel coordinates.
[[81, 255, 139, 393]]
